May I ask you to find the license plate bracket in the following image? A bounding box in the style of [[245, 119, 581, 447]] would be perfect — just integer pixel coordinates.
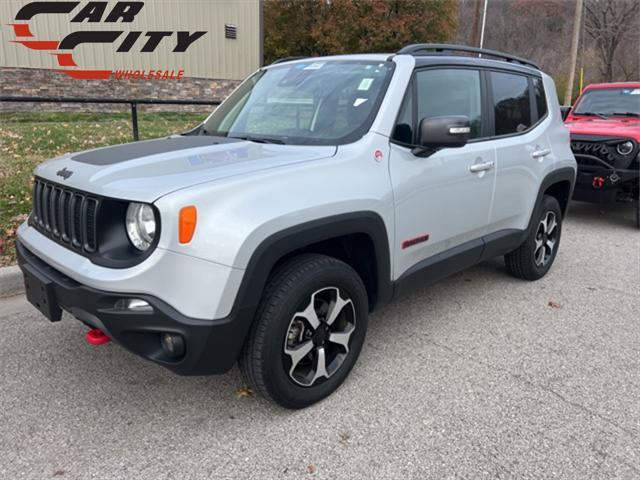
[[22, 263, 62, 322]]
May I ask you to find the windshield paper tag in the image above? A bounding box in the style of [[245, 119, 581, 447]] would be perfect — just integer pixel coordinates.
[[358, 78, 373, 91], [628, 89, 640, 95], [303, 62, 325, 70]]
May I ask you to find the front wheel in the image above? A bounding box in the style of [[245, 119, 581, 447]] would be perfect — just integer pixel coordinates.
[[505, 195, 563, 280], [239, 254, 368, 409]]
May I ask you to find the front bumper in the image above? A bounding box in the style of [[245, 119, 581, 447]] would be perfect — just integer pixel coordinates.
[[17, 240, 252, 375], [573, 166, 638, 203], [570, 134, 639, 203], [17, 221, 243, 320]]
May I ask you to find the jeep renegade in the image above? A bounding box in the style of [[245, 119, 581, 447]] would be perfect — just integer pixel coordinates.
[[17, 44, 576, 408]]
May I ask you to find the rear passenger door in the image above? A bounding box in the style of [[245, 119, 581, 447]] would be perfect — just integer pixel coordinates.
[[488, 71, 552, 232]]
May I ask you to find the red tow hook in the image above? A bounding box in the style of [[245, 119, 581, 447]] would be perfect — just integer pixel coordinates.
[[592, 176, 605, 189], [86, 328, 111, 346]]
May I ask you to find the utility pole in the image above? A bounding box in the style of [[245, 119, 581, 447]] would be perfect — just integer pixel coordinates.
[[564, 0, 584, 106], [479, 0, 489, 50]]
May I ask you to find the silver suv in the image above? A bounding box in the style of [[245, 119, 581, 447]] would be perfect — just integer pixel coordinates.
[[17, 44, 576, 408]]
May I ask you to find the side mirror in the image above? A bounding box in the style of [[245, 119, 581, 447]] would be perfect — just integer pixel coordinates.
[[560, 106, 571, 121], [413, 115, 470, 157]]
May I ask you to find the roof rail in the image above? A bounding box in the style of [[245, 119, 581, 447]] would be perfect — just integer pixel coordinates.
[[270, 56, 308, 65], [397, 43, 540, 70]]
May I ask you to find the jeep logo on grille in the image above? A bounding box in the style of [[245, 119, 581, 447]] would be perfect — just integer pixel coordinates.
[[56, 167, 74, 180]]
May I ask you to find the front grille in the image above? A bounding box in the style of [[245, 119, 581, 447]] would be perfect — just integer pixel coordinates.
[[30, 178, 100, 253], [570, 140, 615, 168]]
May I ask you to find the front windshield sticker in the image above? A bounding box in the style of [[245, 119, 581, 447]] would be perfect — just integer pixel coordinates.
[[303, 62, 325, 70], [358, 78, 374, 91], [353, 98, 368, 107], [628, 89, 640, 95]]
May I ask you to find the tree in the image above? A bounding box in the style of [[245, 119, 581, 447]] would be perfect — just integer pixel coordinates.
[[584, 0, 639, 82], [263, 0, 325, 63], [263, 0, 459, 64], [467, 0, 483, 47]]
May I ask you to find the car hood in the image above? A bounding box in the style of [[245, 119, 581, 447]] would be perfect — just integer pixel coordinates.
[[34, 135, 337, 202], [565, 116, 640, 140]]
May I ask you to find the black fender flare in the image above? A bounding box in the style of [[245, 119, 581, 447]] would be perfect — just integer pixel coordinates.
[[218, 211, 392, 365], [523, 166, 576, 240], [234, 211, 392, 312]]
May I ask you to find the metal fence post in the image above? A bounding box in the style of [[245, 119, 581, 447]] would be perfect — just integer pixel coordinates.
[[130, 102, 139, 141]]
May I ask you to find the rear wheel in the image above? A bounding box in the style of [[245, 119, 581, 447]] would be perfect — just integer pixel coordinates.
[[505, 195, 563, 280], [239, 254, 368, 409]]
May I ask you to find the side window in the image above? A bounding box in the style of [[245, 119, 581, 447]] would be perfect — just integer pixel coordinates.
[[392, 88, 413, 144], [415, 69, 483, 139], [490, 71, 531, 135], [533, 77, 548, 121]]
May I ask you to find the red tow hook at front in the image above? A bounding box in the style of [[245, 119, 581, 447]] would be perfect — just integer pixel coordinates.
[[85, 328, 111, 346], [592, 176, 605, 189]]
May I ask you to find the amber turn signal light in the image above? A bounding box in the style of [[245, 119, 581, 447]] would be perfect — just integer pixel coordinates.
[[179, 206, 197, 244]]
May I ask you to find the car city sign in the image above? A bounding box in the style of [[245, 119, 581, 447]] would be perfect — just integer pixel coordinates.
[[8, 1, 206, 80]]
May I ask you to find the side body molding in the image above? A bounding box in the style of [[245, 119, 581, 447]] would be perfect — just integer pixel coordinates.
[[392, 166, 576, 300]]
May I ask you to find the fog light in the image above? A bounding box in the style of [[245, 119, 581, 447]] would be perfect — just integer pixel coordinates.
[[114, 298, 153, 312], [160, 333, 185, 358]]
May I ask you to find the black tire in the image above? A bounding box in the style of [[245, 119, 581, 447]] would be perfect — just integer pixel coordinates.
[[239, 254, 368, 409], [636, 199, 640, 230], [505, 195, 563, 281]]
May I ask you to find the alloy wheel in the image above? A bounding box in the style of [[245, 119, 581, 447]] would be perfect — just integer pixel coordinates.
[[534, 211, 558, 267], [283, 287, 356, 387]]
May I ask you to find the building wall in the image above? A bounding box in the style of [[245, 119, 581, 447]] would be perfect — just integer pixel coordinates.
[[0, 66, 240, 112], [0, 0, 262, 80]]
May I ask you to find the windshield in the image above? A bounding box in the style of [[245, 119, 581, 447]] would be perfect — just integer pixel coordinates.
[[573, 87, 640, 116], [201, 60, 394, 145]]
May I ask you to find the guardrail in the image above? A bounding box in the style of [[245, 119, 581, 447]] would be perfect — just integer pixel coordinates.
[[0, 96, 221, 141]]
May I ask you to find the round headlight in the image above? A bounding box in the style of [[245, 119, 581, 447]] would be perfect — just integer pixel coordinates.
[[616, 140, 634, 156], [126, 202, 156, 251]]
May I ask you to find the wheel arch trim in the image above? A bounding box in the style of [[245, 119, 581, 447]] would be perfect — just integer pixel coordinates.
[[526, 167, 576, 238], [219, 211, 392, 363], [234, 211, 392, 312]]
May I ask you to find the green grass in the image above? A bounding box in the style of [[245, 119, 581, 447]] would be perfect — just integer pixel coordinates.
[[0, 111, 207, 266]]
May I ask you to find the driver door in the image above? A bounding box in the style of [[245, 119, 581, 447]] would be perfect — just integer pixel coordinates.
[[389, 68, 496, 280]]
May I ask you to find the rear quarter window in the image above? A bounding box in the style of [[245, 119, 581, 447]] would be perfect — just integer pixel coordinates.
[[533, 77, 548, 121]]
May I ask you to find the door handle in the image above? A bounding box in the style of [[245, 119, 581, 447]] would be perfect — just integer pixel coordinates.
[[469, 161, 495, 173], [532, 148, 551, 159]]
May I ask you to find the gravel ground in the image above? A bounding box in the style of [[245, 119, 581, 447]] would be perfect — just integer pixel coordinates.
[[0, 201, 638, 480]]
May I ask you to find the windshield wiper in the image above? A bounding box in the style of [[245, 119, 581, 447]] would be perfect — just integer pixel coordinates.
[[610, 112, 640, 117], [229, 135, 285, 144], [199, 127, 220, 136], [578, 112, 609, 120]]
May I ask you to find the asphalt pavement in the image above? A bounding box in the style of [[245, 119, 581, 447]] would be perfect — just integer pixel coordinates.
[[0, 201, 638, 480]]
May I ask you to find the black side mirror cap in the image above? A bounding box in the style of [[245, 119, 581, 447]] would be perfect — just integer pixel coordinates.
[[560, 106, 571, 121], [412, 115, 470, 157]]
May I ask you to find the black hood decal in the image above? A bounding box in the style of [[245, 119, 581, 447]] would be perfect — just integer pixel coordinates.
[[72, 135, 242, 166]]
